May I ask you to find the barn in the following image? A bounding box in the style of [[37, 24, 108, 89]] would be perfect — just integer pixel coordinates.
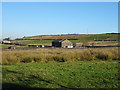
[[52, 39, 73, 48]]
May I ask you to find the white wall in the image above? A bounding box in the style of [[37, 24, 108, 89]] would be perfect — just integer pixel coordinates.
[[67, 46, 73, 48]]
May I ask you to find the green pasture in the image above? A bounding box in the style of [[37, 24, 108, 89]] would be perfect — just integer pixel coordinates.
[[11, 40, 53, 45], [11, 34, 118, 45], [70, 34, 118, 43], [2, 60, 119, 88], [1, 33, 118, 50]]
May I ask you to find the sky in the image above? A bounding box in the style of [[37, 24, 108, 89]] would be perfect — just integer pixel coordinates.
[[2, 2, 118, 39]]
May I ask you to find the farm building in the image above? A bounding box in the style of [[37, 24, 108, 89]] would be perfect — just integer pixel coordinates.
[[2, 40, 11, 44], [44, 45, 53, 48], [52, 39, 73, 48], [28, 45, 44, 48]]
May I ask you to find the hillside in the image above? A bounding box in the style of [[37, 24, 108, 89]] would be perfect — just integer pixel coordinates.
[[21, 34, 91, 40], [20, 33, 119, 41], [9, 33, 119, 46]]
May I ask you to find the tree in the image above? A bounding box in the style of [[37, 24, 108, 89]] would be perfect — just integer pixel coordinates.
[[3, 37, 10, 40]]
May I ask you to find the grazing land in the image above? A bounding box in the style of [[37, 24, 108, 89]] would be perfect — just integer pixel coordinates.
[[1, 48, 120, 88], [2, 1, 119, 88], [1, 33, 119, 88], [11, 40, 52, 45], [11, 33, 119, 45], [1, 44, 29, 50], [2, 60, 119, 88], [22, 33, 119, 41]]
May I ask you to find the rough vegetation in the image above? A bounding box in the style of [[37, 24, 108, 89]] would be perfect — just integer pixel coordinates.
[[2, 47, 119, 65]]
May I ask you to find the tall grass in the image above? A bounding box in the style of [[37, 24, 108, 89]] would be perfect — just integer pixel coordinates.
[[2, 47, 119, 65]]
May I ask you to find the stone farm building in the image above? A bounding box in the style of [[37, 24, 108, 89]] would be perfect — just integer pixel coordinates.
[[2, 40, 11, 44], [52, 39, 73, 48]]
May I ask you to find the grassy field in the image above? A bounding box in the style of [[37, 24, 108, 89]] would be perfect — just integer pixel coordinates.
[[2, 48, 119, 65], [11, 40, 52, 45], [2, 60, 119, 88], [10, 34, 119, 45], [70, 34, 119, 43], [22, 34, 91, 39], [1, 44, 29, 50], [23, 33, 119, 41], [2, 47, 119, 88], [11, 39, 118, 46]]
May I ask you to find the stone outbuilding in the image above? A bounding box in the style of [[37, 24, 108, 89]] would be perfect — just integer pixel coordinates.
[[52, 39, 73, 48], [2, 40, 11, 44]]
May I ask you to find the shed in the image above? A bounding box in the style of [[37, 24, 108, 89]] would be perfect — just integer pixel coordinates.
[[52, 39, 73, 48], [28, 45, 44, 48]]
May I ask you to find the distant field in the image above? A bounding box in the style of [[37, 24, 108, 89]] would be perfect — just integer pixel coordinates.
[[22, 34, 91, 39], [1, 44, 28, 49], [70, 34, 119, 43], [10, 34, 119, 45], [22, 34, 119, 41], [11, 40, 52, 45], [2, 60, 119, 88]]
